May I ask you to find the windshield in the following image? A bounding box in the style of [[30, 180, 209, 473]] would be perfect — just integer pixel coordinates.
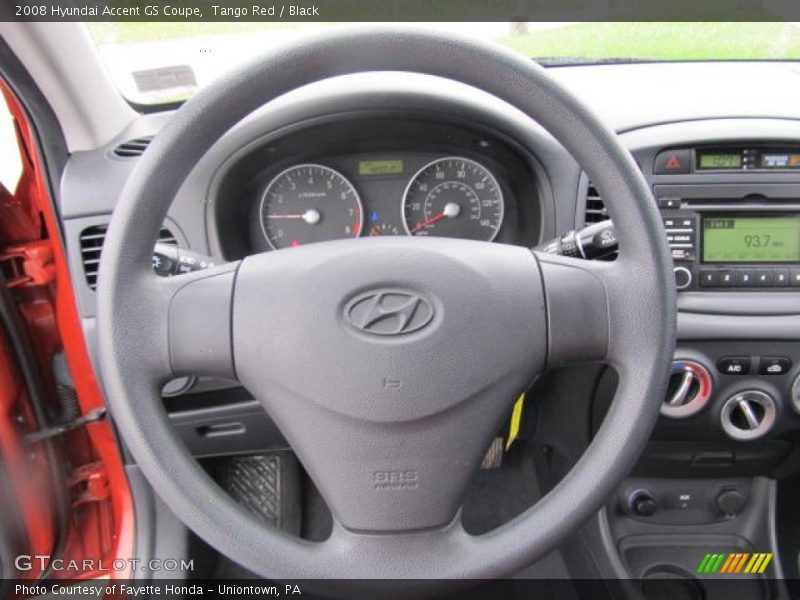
[[87, 22, 800, 105]]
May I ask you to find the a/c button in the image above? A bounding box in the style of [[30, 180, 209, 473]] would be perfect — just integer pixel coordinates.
[[717, 356, 750, 376]]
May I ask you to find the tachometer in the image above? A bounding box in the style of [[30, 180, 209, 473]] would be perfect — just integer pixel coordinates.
[[260, 164, 363, 250], [402, 157, 504, 241]]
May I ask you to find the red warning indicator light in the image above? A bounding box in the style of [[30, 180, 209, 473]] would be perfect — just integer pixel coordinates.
[[665, 154, 682, 170], [655, 149, 691, 174]]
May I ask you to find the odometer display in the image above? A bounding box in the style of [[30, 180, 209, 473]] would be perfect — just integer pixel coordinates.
[[260, 164, 363, 250], [402, 157, 504, 241]]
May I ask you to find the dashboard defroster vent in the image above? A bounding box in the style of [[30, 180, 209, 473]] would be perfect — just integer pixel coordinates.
[[584, 181, 608, 224], [79, 224, 177, 290], [112, 136, 153, 158]]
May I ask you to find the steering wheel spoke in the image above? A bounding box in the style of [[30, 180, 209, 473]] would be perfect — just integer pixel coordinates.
[[536, 252, 618, 369], [165, 262, 239, 381]]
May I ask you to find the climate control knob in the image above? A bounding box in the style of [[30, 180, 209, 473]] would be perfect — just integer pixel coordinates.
[[720, 390, 776, 441], [791, 374, 800, 414], [661, 360, 713, 419]]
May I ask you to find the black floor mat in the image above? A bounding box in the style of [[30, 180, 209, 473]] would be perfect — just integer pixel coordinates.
[[204, 452, 302, 579], [462, 441, 543, 535]]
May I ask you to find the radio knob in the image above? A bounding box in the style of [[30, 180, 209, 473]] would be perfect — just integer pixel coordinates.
[[674, 266, 692, 290]]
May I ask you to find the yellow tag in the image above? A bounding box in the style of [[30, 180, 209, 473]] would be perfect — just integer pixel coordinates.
[[505, 393, 526, 451]]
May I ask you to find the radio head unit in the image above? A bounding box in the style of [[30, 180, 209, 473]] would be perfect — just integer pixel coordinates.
[[651, 175, 800, 291], [661, 209, 800, 291]]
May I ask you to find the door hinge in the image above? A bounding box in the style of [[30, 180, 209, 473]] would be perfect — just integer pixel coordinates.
[[69, 461, 110, 506], [0, 240, 55, 287]]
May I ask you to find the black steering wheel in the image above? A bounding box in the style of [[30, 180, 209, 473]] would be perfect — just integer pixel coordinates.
[[97, 27, 675, 590]]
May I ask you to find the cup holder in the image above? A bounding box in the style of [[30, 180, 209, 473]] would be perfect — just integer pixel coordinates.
[[642, 565, 706, 600]]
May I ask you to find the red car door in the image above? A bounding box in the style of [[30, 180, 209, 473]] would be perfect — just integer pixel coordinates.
[[0, 73, 133, 589]]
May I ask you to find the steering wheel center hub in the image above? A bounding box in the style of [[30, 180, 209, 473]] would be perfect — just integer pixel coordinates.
[[233, 237, 547, 424]]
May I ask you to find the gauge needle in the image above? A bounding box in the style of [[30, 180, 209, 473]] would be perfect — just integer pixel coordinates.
[[370, 226, 381, 236], [267, 209, 321, 224], [411, 202, 461, 232]]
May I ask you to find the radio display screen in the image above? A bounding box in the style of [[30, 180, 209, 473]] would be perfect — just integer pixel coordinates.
[[703, 216, 800, 263]]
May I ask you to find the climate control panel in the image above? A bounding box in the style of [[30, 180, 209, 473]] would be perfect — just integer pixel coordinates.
[[658, 342, 800, 444]]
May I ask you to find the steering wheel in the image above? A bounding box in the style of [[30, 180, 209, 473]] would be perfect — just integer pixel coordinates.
[[97, 27, 675, 589]]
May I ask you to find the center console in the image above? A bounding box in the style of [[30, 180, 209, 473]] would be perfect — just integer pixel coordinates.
[[594, 139, 800, 599]]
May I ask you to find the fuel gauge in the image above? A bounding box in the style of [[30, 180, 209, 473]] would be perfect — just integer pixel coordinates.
[[368, 222, 402, 236]]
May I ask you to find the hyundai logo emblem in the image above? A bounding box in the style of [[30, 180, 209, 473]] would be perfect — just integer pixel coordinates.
[[344, 290, 435, 336]]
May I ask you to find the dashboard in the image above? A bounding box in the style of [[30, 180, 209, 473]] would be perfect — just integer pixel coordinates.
[[59, 67, 800, 430]]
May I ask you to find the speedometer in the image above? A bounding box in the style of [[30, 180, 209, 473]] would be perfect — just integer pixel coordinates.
[[260, 164, 363, 250], [402, 157, 504, 241]]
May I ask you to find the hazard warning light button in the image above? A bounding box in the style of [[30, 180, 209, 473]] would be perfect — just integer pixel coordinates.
[[654, 149, 691, 174]]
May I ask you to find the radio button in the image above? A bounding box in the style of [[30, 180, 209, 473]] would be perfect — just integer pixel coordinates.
[[754, 269, 774, 286], [736, 269, 755, 287], [773, 269, 790, 286], [658, 197, 681, 209], [718, 356, 751, 376], [671, 248, 694, 261], [666, 233, 694, 244], [718, 270, 736, 287], [699, 269, 719, 287]]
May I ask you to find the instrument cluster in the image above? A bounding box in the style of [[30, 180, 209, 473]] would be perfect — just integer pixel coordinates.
[[254, 153, 508, 251]]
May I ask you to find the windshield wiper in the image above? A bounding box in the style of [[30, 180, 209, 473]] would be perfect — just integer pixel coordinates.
[[535, 57, 659, 67]]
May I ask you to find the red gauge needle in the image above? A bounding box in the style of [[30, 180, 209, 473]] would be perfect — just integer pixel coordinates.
[[370, 226, 381, 236], [411, 212, 447, 233]]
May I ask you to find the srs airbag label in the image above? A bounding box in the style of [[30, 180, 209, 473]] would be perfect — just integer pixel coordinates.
[[373, 469, 419, 490]]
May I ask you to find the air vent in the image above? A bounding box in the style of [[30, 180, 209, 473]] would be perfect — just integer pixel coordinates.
[[720, 390, 776, 441], [79, 224, 177, 290], [112, 136, 153, 158], [584, 181, 608, 224]]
